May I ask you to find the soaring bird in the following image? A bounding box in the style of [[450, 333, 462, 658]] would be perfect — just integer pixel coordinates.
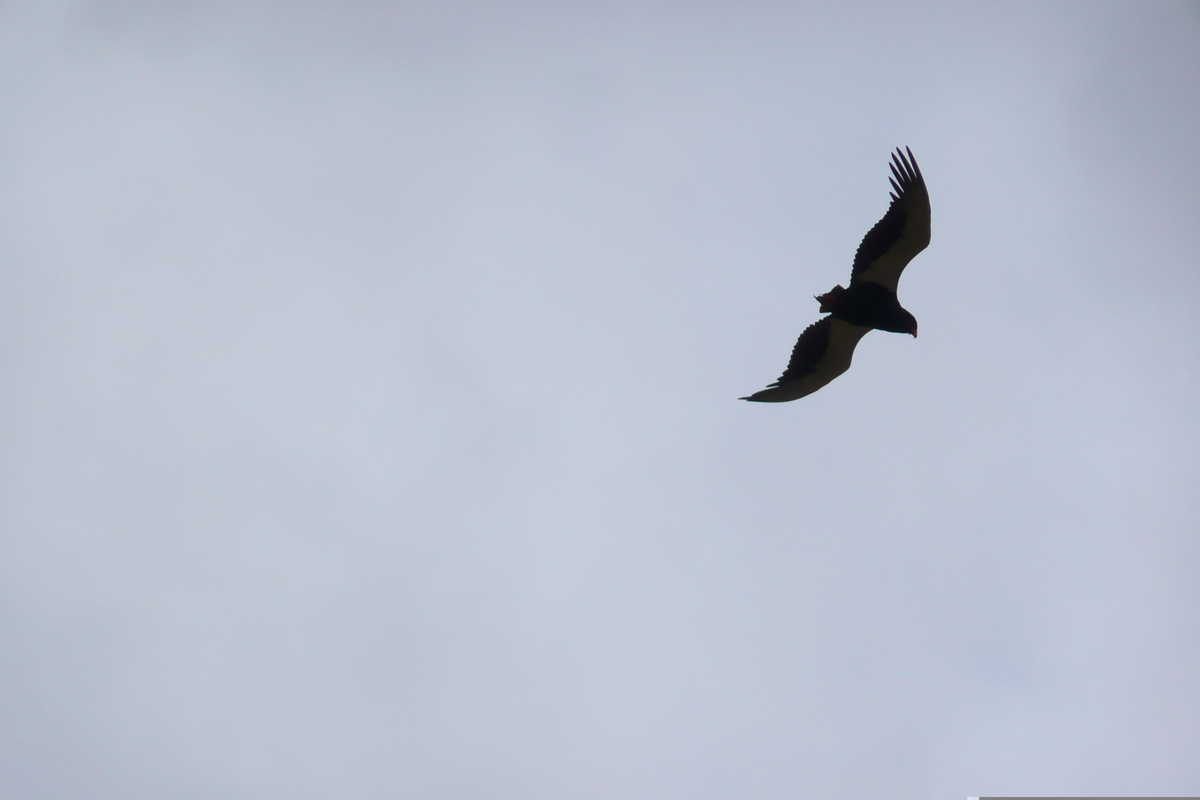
[[741, 147, 930, 402]]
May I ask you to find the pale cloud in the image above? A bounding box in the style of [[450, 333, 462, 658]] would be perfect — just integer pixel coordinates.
[[1, 2, 1197, 798]]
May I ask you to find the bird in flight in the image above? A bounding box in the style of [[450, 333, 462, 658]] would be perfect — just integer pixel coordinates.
[[741, 147, 930, 402]]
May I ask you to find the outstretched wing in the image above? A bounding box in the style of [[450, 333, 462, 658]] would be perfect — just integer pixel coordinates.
[[850, 147, 930, 293], [741, 315, 871, 402]]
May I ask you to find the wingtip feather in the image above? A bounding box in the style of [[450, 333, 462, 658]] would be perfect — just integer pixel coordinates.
[[905, 146, 923, 180], [887, 146, 924, 196]]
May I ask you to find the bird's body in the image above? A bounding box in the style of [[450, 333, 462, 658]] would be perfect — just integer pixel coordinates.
[[815, 281, 916, 334], [742, 147, 930, 403]]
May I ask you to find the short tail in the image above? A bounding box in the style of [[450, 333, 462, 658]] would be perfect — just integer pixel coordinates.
[[815, 284, 846, 313]]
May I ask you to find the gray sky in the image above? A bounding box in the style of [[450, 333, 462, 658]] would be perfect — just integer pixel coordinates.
[[2, 2, 1198, 798]]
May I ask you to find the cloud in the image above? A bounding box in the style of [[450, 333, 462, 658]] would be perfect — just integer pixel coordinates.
[[1, 2, 1197, 797]]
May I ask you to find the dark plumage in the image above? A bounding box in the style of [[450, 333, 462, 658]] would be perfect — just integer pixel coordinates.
[[742, 147, 930, 403]]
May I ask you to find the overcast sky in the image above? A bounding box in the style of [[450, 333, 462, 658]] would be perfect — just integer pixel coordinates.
[[2, 2, 1199, 798]]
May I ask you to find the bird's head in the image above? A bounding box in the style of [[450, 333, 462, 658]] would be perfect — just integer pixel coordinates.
[[878, 295, 918, 337]]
